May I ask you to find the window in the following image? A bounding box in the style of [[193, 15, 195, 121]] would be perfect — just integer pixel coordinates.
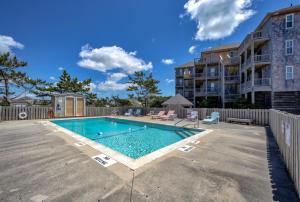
[[285, 40, 294, 55], [286, 14, 294, 29], [286, 66, 294, 80]]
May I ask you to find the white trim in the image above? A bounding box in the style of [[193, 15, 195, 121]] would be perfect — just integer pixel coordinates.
[[285, 13, 294, 29], [285, 39, 294, 55], [286, 66, 294, 80], [45, 117, 212, 169]]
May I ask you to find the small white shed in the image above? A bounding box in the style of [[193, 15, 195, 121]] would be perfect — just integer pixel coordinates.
[[51, 93, 86, 117]]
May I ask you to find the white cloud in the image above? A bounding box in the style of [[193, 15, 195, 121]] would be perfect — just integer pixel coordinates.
[[98, 72, 129, 91], [77, 44, 152, 74], [183, 0, 254, 41], [188, 45, 197, 54], [0, 35, 24, 53], [165, 79, 174, 84], [58, 67, 64, 71], [85, 82, 97, 93], [162, 58, 175, 65], [49, 76, 56, 81]]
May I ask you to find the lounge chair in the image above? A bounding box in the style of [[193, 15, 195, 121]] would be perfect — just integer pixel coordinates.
[[160, 110, 177, 121], [202, 112, 220, 124], [151, 111, 165, 119], [147, 111, 155, 116], [124, 109, 133, 116], [187, 111, 198, 122], [134, 108, 142, 116]]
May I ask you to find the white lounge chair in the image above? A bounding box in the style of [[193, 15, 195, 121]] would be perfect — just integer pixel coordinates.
[[134, 108, 142, 116], [124, 109, 133, 116], [151, 111, 165, 119], [161, 110, 177, 121], [187, 111, 198, 122], [202, 112, 220, 124]]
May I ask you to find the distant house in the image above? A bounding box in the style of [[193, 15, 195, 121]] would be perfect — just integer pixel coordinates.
[[0, 96, 35, 107]]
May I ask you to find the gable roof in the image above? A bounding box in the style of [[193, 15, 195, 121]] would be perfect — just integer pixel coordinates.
[[175, 61, 194, 69], [162, 94, 193, 106], [203, 42, 240, 53], [256, 4, 300, 31]]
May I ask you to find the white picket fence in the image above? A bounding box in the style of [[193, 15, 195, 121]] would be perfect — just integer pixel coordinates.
[[269, 109, 300, 197]]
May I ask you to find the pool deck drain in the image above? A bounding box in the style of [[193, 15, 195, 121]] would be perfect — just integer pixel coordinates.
[[92, 154, 117, 167]]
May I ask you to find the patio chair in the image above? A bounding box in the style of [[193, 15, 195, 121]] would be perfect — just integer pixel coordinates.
[[187, 111, 198, 122], [147, 111, 155, 116], [134, 108, 142, 116], [124, 108, 133, 116], [160, 110, 177, 121], [151, 111, 165, 119], [202, 112, 220, 124]]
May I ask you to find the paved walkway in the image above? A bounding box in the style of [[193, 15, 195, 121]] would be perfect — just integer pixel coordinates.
[[0, 119, 298, 202]]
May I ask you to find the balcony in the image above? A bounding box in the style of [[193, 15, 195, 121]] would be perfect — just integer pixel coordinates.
[[224, 56, 240, 65], [207, 86, 219, 95], [253, 31, 270, 41], [183, 74, 193, 79], [254, 54, 271, 64], [176, 82, 183, 87], [207, 72, 219, 79], [176, 73, 183, 78], [184, 86, 194, 91], [195, 87, 206, 96], [225, 75, 240, 82], [224, 94, 240, 102], [194, 58, 206, 65], [195, 72, 205, 78], [254, 78, 271, 86]]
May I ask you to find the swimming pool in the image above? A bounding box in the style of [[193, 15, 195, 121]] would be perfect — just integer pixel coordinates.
[[51, 117, 203, 159]]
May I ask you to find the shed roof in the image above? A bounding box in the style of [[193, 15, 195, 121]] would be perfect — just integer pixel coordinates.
[[162, 94, 193, 106]]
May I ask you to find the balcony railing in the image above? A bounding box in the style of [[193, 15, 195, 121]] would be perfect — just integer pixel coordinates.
[[176, 82, 183, 87], [207, 86, 219, 94], [195, 72, 205, 78], [254, 54, 271, 63], [195, 87, 206, 95], [224, 56, 240, 65], [254, 78, 271, 86], [224, 94, 240, 101], [207, 72, 219, 77], [194, 58, 206, 64], [184, 86, 194, 91], [176, 73, 183, 77], [225, 75, 240, 82], [253, 31, 270, 40], [183, 74, 193, 79]]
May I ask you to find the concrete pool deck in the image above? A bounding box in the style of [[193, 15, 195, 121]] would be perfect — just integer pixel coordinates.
[[0, 117, 299, 201]]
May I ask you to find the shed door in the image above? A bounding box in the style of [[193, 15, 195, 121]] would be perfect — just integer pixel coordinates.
[[76, 98, 84, 116], [66, 97, 74, 117]]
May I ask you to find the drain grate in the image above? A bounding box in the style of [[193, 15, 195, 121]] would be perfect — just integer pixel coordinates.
[[92, 154, 117, 167], [178, 145, 195, 152]]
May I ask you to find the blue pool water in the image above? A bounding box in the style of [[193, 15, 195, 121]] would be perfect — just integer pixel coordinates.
[[51, 118, 202, 159]]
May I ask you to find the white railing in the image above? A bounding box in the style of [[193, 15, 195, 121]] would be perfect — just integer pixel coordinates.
[[254, 54, 271, 63], [254, 78, 271, 86]]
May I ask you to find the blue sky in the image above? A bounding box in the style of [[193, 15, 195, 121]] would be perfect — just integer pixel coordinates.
[[0, 0, 298, 98]]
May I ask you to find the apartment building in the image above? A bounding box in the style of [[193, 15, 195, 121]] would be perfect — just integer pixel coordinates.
[[175, 5, 300, 112]]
